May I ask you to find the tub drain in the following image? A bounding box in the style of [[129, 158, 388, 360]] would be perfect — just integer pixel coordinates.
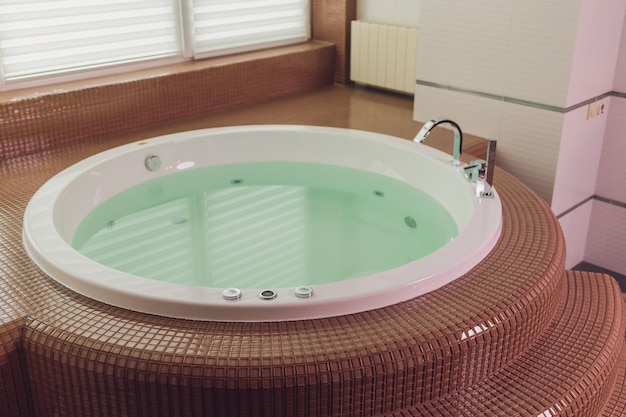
[[259, 289, 278, 300]]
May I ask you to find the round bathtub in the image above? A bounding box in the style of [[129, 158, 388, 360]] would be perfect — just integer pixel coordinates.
[[23, 125, 502, 321]]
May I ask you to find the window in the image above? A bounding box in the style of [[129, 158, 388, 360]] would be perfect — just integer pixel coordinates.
[[0, 0, 310, 89], [192, 0, 310, 58]]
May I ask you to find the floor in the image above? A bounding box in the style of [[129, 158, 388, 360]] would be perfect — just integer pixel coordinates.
[[574, 262, 626, 292]]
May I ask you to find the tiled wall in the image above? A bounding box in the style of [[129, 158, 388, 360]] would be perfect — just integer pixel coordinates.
[[413, 0, 584, 204], [554, 0, 624, 203], [566, 1, 625, 106], [312, 0, 356, 84], [551, 103, 606, 267], [559, 1, 626, 272], [586, 95, 626, 273], [586, 200, 626, 274], [413, 85, 564, 203], [413, 0, 626, 272]]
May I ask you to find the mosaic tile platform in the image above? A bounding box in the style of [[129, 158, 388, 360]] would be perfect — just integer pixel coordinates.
[[1, 86, 625, 416]]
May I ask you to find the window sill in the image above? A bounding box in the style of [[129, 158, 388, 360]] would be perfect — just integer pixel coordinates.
[[0, 41, 332, 104], [0, 40, 335, 160]]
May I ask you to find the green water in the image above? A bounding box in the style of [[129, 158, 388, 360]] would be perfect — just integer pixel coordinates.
[[73, 162, 458, 289]]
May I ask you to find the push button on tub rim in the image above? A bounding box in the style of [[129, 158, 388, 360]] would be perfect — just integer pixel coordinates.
[[294, 286, 314, 298], [222, 288, 242, 301]]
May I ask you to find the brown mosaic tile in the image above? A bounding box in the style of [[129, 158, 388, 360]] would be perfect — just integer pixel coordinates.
[[312, 0, 356, 84], [0, 42, 335, 162], [602, 343, 626, 416], [0, 87, 624, 416], [14, 154, 566, 416], [392, 273, 623, 416], [0, 318, 32, 417]]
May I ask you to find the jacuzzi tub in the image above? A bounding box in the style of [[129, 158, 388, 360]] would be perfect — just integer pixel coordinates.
[[23, 125, 502, 321]]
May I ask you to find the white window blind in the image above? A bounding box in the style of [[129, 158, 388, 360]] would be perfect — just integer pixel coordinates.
[[192, 0, 310, 58], [0, 0, 182, 82], [0, 0, 311, 87]]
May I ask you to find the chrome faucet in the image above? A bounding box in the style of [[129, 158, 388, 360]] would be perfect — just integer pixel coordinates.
[[413, 117, 463, 166], [464, 139, 497, 198]]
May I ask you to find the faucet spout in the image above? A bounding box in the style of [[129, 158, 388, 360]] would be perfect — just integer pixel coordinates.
[[414, 117, 463, 165]]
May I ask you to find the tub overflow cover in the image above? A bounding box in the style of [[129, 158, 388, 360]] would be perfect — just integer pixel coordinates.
[[145, 155, 161, 172]]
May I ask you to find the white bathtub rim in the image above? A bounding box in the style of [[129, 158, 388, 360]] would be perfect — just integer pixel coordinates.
[[23, 125, 502, 321]]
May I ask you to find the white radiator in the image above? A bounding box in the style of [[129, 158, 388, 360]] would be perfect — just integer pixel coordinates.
[[350, 21, 418, 95]]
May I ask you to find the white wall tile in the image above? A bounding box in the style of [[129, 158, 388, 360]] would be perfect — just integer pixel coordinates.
[[445, 0, 513, 97], [595, 97, 626, 201], [413, 0, 626, 211], [413, 85, 503, 139], [414, 86, 561, 204], [551, 103, 607, 216], [499, 102, 563, 204], [558, 200, 593, 269], [415, 0, 454, 86], [566, 0, 625, 106], [413, 83, 451, 124], [444, 92, 504, 140], [416, 0, 513, 97], [504, 1, 580, 108], [417, 0, 583, 107], [585, 200, 626, 275]]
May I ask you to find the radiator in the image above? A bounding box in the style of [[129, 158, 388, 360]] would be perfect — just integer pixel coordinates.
[[350, 21, 418, 94]]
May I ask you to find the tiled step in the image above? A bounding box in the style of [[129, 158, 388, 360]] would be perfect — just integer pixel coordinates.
[[599, 294, 626, 417], [386, 271, 625, 416], [0, 317, 30, 417]]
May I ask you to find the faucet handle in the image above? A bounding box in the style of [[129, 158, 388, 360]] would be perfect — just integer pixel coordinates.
[[464, 159, 486, 182], [464, 159, 494, 197]]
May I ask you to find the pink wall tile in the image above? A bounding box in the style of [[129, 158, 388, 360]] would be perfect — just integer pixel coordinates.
[[558, 200, 592, 269], [585, 199, 626, 275], [613, 9, 626, 92], [595, 97, 626, 201], [566, 0, 625, 106], [551, 103, 606, 215]]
